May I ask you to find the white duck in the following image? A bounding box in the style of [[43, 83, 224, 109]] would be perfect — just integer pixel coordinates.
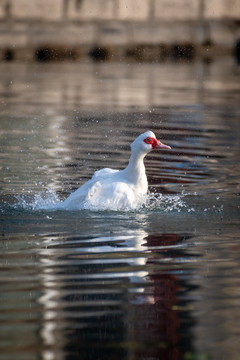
[[61, 131, 171, 211]]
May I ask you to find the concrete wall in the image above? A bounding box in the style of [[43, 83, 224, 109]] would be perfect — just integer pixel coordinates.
[[0, 0, 239, 61]]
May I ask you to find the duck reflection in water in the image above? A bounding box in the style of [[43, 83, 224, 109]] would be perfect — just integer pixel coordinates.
[[39, 230, 194, 360]]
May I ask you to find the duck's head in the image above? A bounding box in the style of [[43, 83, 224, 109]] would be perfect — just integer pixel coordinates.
[[131, 130, 171, 155]]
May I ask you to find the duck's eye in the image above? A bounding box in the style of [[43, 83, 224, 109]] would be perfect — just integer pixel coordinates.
[[144, 137, 153, 145]]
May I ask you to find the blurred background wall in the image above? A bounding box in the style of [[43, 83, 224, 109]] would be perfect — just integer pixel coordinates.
[[0, 0, 240, 62]]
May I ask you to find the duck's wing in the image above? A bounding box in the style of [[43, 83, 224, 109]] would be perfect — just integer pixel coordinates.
[[61, 178, 94, 209], [61, 168, 119, 209]]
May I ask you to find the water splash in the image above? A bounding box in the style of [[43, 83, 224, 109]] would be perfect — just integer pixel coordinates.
[[11, 188, 188, 213], [142, 192, 188, 212], [14, 187, 61, 211]]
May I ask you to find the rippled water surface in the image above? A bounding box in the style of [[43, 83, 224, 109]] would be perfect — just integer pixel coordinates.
[[0, 60, 240, 360]]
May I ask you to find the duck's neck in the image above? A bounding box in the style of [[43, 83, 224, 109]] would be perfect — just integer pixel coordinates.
[[123, 151, 147, 184]]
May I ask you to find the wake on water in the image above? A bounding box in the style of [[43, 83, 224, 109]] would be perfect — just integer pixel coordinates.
[[10, 187, 188, 213]]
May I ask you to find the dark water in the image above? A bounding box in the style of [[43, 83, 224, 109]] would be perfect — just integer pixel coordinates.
[[0, 60, 240, 360]]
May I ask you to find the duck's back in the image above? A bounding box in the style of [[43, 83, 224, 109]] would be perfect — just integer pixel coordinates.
[[92, 167, 119, 180]]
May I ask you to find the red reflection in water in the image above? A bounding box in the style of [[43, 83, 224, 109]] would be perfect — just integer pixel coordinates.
[[130, 233, 188, 360]]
